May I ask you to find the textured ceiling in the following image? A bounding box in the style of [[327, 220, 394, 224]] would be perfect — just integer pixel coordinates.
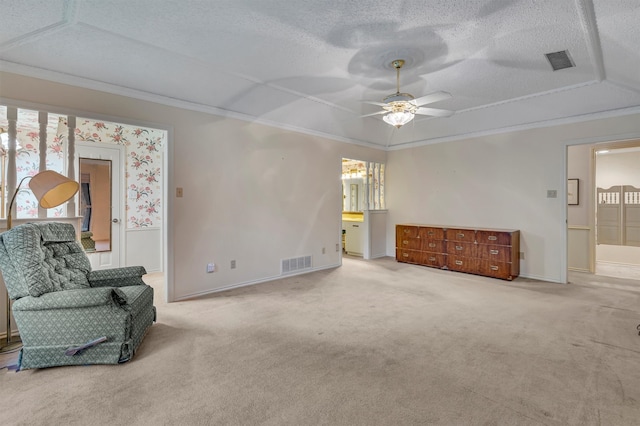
[[1, 0, 639, 150]]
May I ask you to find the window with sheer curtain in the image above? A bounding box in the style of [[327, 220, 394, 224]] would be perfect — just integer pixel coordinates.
[[0, 106, 67, 219], [367, 161, 385, 210]]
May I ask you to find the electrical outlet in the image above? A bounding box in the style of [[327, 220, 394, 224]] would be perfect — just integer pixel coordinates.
[[336, 243, 339, 252], [322, 247, 326, 254], [519, 252, 525, 260], [547, 189, 557, 198], [206, 263, 215, 273], [231, 260, 236, 269], [176, 187, 184, 198]]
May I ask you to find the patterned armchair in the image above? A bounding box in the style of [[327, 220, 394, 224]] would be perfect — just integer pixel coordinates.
[[0, 222, 156, 369]]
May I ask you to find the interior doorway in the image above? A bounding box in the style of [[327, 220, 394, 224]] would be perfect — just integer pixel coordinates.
[[340, 158, 387, 261], [593, 143, 640, 280], [77, 142, 124, 270], [568, 139, 640, 281], [342, 158, 366, 257]]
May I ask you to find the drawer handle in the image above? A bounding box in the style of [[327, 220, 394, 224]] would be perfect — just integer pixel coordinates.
[[403, 253, 409, 257], [429, 243, 436, 248], [427, 231, 434, 236], [404, 229, 410, 233], [490, 250, 499, 255], [457, 233, 464, 238], [490, 266, 499, 271], [455, 245, 463, 250], [429, 257, 436, 261], [353, 224, 359, 228], [403, 240, 409, 245], [488, 236, 497, 241], [455, 260, 463, 265]]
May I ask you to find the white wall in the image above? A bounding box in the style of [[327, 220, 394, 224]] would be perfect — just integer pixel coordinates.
[[567, 144, 593, 227], [596, 149, 640, 188], [3, 70, 640, 300], [567, 144, 593, 272], [386, 114, 640, 283], [126, 228, 162, 272], [0, 71, 386, 303], [366, 210, 388, 259]]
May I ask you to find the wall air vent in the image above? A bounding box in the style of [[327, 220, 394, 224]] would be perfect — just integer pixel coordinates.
[[281, 255, 312, 275], [545, 50, 575, 71]]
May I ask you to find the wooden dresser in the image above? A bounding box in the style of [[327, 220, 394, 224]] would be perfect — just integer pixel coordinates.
[[396, 224, 520, 280]]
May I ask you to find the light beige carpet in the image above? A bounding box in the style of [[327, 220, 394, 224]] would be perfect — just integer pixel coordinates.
[[1, 257, 640, 425]]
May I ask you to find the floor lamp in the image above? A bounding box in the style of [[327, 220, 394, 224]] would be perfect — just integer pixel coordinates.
[[1, 170, 79, 353]]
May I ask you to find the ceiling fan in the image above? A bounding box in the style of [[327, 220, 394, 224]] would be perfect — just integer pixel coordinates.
[[363, 59, 455, 128]]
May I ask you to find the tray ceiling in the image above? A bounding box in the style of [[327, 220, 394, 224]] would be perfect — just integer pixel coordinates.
[[1, 0, 639, 150]]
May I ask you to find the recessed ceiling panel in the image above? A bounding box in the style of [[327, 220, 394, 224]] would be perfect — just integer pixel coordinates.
[[0, 24, 258, 109], [593, 0, 640, 91], [389, 81, 640, 148], [0, 0, 66, 45], [1, 0, 639, 148]]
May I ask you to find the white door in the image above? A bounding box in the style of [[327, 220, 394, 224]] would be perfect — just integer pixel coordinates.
[[77, 143, 124, 270]]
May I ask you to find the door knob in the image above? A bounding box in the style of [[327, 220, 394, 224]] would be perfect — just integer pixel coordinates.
[[112, 218, 119, 223]]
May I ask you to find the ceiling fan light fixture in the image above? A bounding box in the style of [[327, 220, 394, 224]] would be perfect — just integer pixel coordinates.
[[363, 58, 454, 127], [383, 111, 414, 128]]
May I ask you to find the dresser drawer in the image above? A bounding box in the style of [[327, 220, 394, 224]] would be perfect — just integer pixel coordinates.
[[476, 230, 512, 246], [397, 225, 420, 241], [422, 239, 446, 253], [398, 237, 423, 250], [446, 241, 477, 258], [446, 228, 476, 243], [396, 249, 427, 264], [447, 256, 480, 273], [478, 260, 515, 280], [422, 253, 447, 268], [476, 244, 511, 263], [418, 227, 445, 240]]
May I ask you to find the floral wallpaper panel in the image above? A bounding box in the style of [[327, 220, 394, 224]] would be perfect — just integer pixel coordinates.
[[74, 119, 165, 229], [1, 106, 166, 229]]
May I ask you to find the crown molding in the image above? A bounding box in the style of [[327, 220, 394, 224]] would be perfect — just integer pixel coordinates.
[[0, 61, 384, 151], [387, 104, 640, 151], [3, 61, 640, 153]]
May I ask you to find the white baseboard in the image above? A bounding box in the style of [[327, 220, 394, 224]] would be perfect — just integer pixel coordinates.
[[174, 263, 340, 301]]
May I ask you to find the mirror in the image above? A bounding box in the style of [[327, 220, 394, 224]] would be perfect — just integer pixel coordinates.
[[79, 158, 112, 252], [349, 184, 358, 211], [342, 158, 366, 212]]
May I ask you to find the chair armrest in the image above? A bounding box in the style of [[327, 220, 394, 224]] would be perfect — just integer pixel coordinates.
[[12, 287, 127, 311], [88, 266, 147, 288]]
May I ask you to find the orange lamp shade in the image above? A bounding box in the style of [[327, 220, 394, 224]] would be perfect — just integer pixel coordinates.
[[28, 170, 80, 208]]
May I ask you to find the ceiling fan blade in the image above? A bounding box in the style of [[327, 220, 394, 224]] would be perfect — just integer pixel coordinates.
[[415, 107, 455, 117], [362, 100, 388, 107], [411, 91, 452, 106], [361, 110, 386, 118]]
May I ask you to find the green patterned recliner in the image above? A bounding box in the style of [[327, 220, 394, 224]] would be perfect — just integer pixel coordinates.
[[0, 222, 156, 369]]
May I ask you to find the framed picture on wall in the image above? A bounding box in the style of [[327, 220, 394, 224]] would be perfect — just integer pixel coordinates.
[[568, 178, 579, 205]]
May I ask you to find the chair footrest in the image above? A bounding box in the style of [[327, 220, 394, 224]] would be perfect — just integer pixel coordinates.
[[19, 340, 131, 369]]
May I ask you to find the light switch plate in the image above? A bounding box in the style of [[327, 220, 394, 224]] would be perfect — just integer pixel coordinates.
[[547, 190, 557, 198]]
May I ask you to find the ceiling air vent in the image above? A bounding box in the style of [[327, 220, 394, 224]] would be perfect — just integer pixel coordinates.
[[545, 50, 575, 71]]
